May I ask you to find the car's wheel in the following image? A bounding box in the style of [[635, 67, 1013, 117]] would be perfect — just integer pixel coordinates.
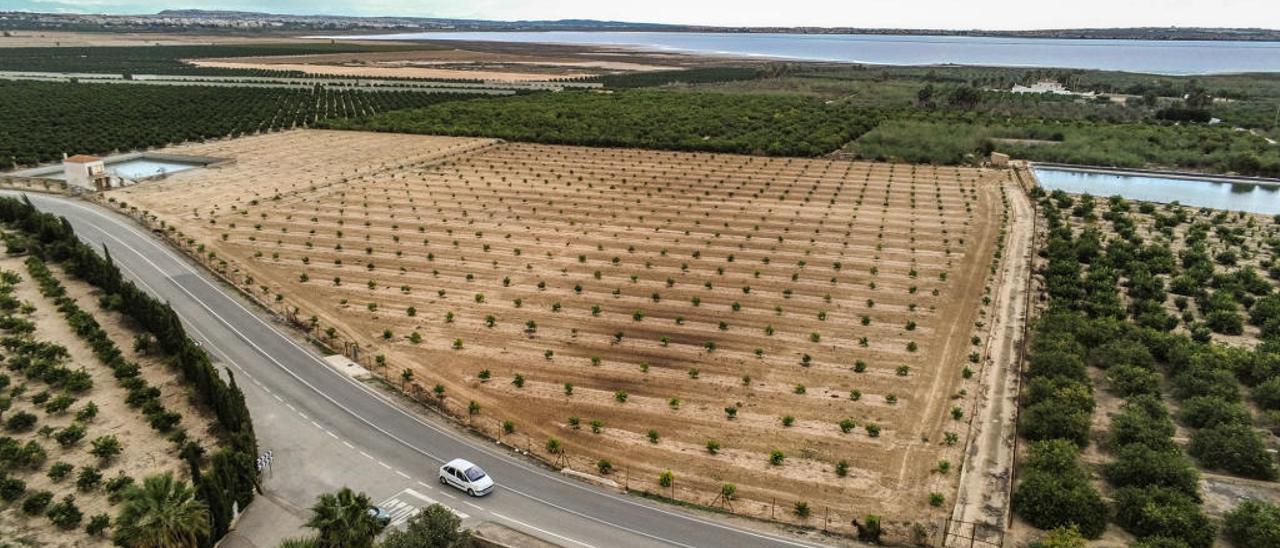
[[439, 476, 446, 485], [467, 488, 475, 496]]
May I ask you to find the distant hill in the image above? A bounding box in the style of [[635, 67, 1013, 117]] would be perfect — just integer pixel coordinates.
[[1, 9, 1276, 41]]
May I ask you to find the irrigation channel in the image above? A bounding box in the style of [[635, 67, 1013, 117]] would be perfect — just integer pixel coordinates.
[[1031, 165, 1280, 215]]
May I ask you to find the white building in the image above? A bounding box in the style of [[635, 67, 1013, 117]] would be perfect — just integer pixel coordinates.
[[63, 155, 109, 190], [1010, 80, 1096, 98]]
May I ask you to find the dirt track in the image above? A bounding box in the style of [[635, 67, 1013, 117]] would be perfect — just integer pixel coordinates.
[[947, 173, 1034, 545]]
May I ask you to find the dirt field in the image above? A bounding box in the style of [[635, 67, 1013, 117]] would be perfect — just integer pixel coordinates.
[[189, 46, 679, 81], [0, 256, 218, 546], [111, 129, 1006, 537], [186, 60, 587, 81]]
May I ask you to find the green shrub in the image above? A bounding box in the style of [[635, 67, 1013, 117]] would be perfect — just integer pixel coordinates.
[[1224, 500, 1280, 548], [1101, 445, 1200, 499], [1107, 396, 1177, 452], [1176, 396, 1251, 428], [47, 461, 74, 482], [1252, 377, 1280, 410], [1188, 423, 1278, 480], [22, 489, 53, 515], [76, 466, 103, 492], [1112, 486, 1214, 548], [46, 494, 82, 530], [1020, 402, 1091, 447], [1105, 364, 1162, 397], [1012, 441, 1107, 539], [5, 410, 37, 432], [1030, 527, 1087, 548], [0, 473, 26, 501], [85, 513, 111, 536]]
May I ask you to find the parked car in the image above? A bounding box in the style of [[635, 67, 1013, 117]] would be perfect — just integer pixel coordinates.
[[439, 458, 494, 496], [368, 505, 391, 527]]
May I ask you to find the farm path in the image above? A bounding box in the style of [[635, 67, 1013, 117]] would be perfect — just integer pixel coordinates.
[[948, 173, 1033, 539]]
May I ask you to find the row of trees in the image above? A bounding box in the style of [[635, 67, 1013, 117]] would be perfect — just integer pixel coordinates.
[[0, 80, 473, 167], [0, 195, 259, 546], [1011, 206, 1107, 538], [0, 43, 450, 77], [1013, 196, 1227, 547], [324, 90, 884, 157], [848, 116, 1280, 177]]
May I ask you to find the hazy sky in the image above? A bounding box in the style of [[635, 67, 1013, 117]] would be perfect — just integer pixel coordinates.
[[9, 0, 1280, 30]]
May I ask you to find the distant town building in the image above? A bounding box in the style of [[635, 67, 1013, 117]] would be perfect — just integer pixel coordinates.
[[63, 154, 109, 190]]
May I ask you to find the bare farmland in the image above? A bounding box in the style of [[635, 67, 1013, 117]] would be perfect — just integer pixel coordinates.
[[111, 129, 1006, 535]]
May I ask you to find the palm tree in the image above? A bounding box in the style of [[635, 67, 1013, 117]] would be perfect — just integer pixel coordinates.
[[112, 472, 210, 548], [306, 487, 381, 548]]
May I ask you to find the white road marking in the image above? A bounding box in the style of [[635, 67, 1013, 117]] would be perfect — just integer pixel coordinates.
[[311, 421, 323, 430], [491, 511, 596, 548], [378, 461, 392, 470], [273, 394, 283, 402], [359, 451, 373, 460], [395, 471, 411, 479], [326, 431, 339, 440], [343, 441, 355, 449], [31, 195, 825, 548], [378, 488, 469, 526]]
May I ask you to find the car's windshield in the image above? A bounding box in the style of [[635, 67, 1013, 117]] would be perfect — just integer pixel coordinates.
[[464, 466, 487, 481]]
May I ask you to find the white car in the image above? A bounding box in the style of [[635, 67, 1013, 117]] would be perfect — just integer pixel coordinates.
[[439, 458, 494, 496]]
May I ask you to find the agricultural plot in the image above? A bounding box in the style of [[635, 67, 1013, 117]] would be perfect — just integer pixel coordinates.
[[111, 129, 1005, 532], [0, 80, 474, 167], [1011, 189, 1280, 548], [0, 256, 216, 545]]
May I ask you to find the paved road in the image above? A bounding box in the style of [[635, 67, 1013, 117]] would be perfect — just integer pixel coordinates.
[[7, 191, 825, 548]]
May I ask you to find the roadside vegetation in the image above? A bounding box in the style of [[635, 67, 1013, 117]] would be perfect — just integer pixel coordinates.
[[0, 196, 258, 546], [279, 486, 472, 548]]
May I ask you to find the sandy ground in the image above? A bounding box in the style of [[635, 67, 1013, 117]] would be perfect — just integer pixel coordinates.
[[189, 45, 696, 80], [187, 60, 586, 81], [0, 256, 218, 546], [111, 129, 1005, 540]]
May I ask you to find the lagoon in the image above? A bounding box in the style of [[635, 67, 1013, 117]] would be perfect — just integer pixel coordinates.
[[1032, 167, 1280, 215], [330, 31, 1280, 75]]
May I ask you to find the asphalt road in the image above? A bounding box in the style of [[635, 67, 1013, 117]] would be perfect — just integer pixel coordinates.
[[8, 192, 827, 548]]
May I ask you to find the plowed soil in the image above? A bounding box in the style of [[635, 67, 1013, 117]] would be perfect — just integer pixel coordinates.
[[112, 129, 1005, 537]]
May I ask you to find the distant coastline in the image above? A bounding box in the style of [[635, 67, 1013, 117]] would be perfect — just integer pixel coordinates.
[[1, 10, 1278, 42]]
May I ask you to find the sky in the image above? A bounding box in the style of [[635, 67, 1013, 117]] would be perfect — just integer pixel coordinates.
[[7, 0, 1280, 30]]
